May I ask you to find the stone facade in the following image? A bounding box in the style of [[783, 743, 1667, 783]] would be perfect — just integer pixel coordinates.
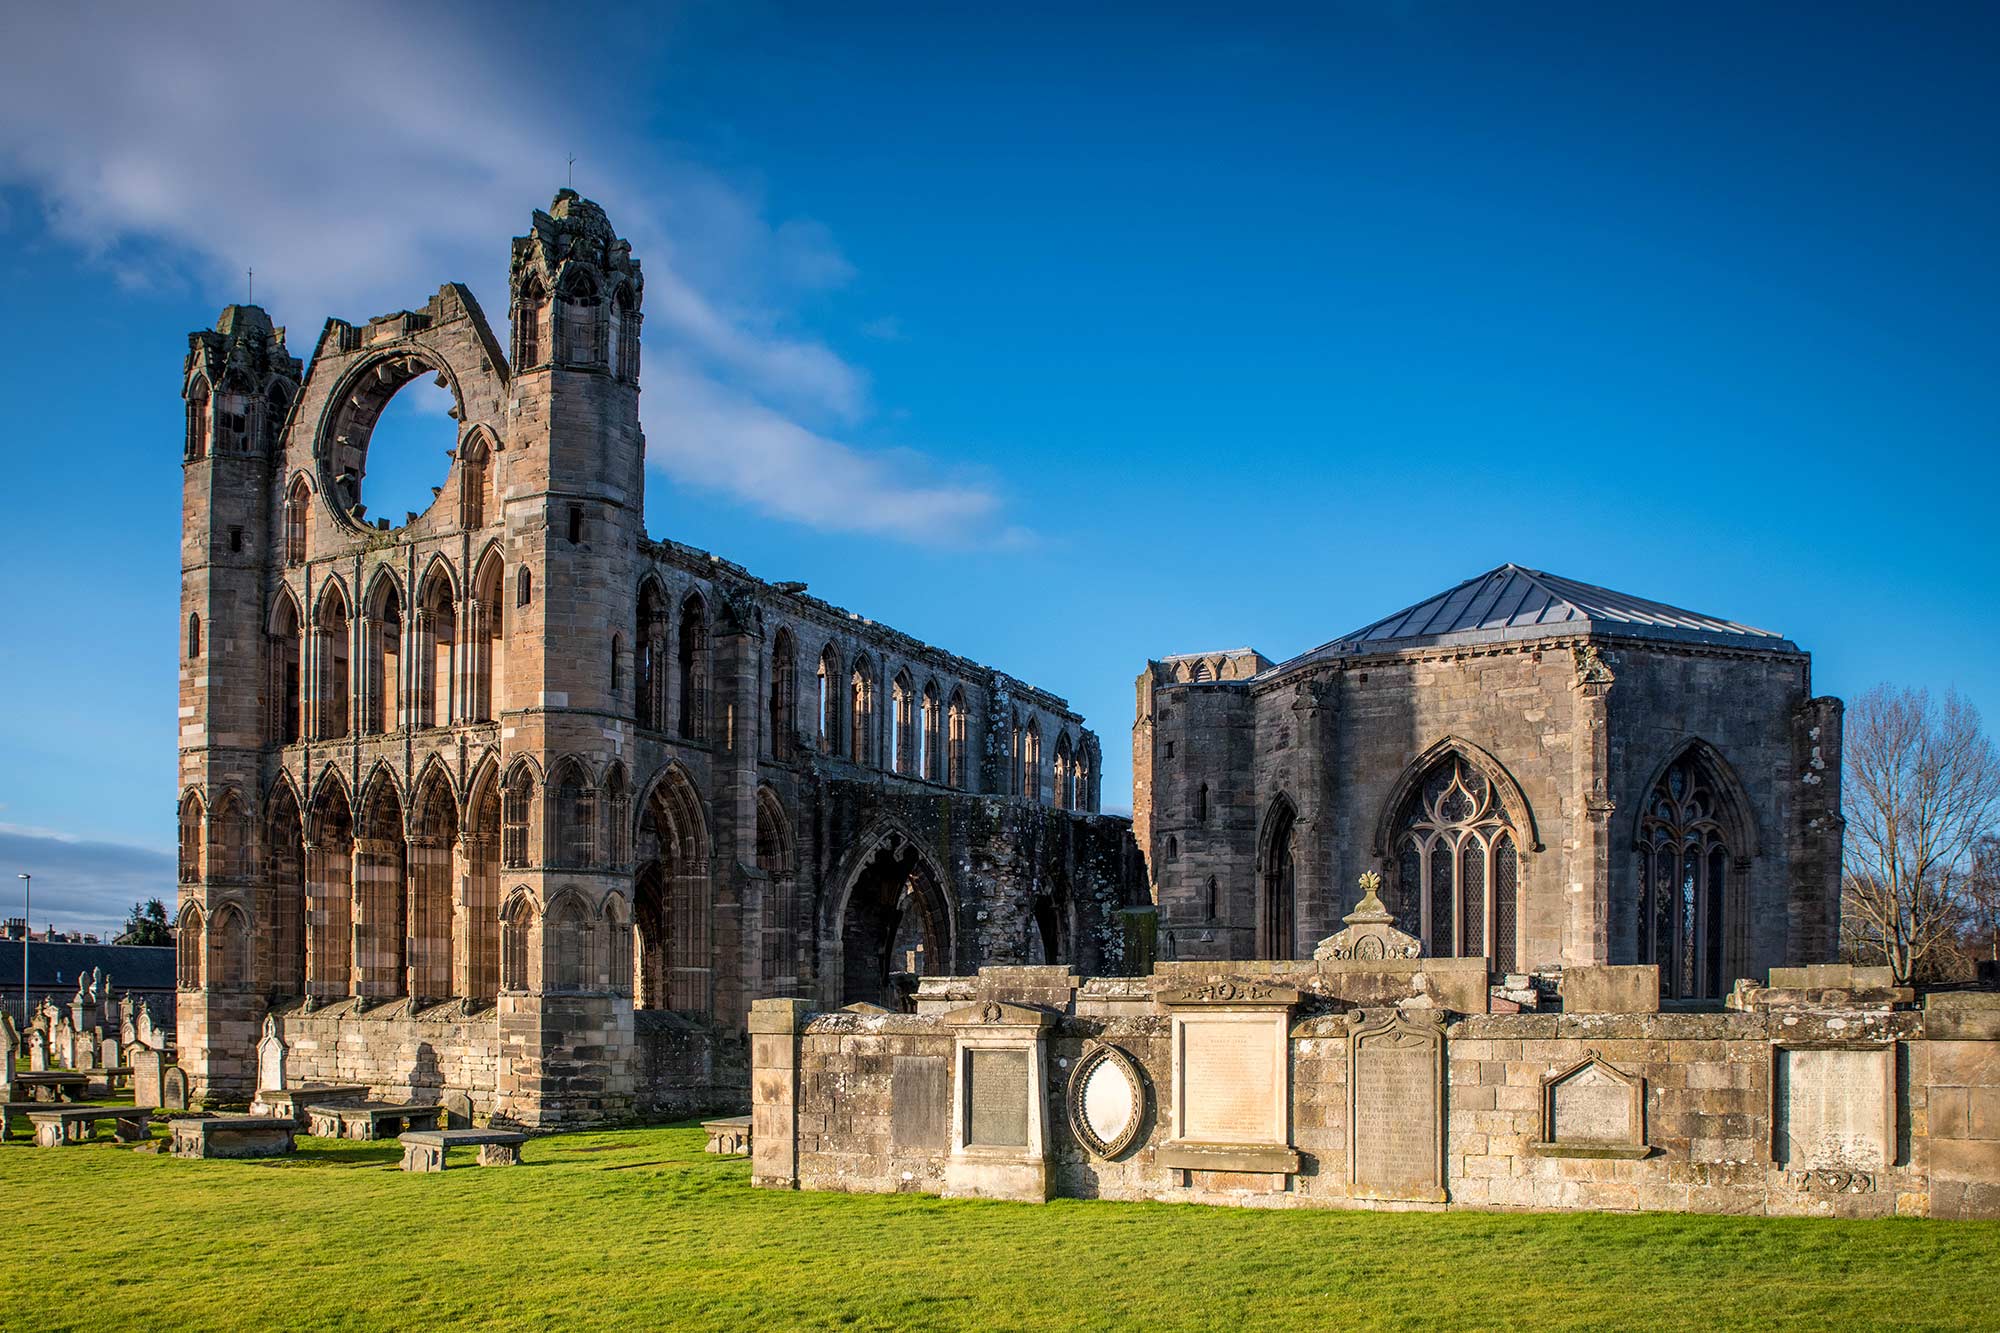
[[1135, 565, 1843, 998], [752, 964, 2000, 1219], [175, 191, 1142, 1123]]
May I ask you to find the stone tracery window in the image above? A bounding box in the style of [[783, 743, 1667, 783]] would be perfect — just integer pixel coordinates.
[[1638, 755, 1735, 1000], [1392, 756, 1520, 972], [186, 380, 210, 460], [946, 690, 968, 789], [920, 682, 941, 781], [283, 477, 311, 565], [890, 671, 915, 775], [502, 769, 533, 869]]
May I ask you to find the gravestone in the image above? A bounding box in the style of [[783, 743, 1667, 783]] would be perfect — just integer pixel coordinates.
[[1348, 1009, 1447, 1202], [891, 1055, 950, 1151], [1158, 980, 1300, 1175], [161, 1066, 190, 1111], [53, 1017, 75, 1068], [28, 1028, 49, 1072], [75, 1031, 101, 1072], [942, 1001, 1056, 1202], [132, 1047, 166, 1108], [0, 1010, 16, 1099], [256, 1015, 287, 1093], [1773, 1045, 1894, 1172], [119, 1001, 138, 1050], [441, 1089, 474, 1128], [102, 1036, 122, 1071], [1065, 1042, 1145, 1159], [1532, 1053, 1648, 1157], [1313, 872, 1423, 961], [966, 1048, 1030, 1148], [135, 1000, 166, 1052]]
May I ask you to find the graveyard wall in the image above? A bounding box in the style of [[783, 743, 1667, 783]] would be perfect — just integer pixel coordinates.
[[753, 967, 2000, 1219], [268, 1002, 743, 1124]]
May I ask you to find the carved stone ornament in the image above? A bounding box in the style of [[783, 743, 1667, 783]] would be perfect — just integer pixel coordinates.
[[1787, 1169, 1874, 1194], [1066, 1042, 1146, 1159], [1530, 1050, 1650, 1159], [1314, 873, 1423, 961], [1573, 644, 1615, 686], [1157, 979, 1299, 1006]]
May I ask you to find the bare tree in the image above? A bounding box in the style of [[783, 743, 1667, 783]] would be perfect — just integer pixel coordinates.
[[1841, 686, 2000, 984], [1965, 835, 2000, 968]]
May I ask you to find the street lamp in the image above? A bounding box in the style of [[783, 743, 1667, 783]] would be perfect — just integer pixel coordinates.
[[16, 874, 28, 1027]]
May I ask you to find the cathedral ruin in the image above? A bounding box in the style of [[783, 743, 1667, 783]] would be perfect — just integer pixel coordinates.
[[174, 192, 1142, 1124]]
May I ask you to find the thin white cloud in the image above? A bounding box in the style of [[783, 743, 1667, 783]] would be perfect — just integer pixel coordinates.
[[0, 0, 1017, 546], [649, 359, 1011, 546]]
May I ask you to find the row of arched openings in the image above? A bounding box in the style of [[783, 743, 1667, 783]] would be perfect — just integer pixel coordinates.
[[185, 374, 291, 463], [176, 763, 802, 1016], [513, 269, 640, 383], [265, 552, 505, 744]]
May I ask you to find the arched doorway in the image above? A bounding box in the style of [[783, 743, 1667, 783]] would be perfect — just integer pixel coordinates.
[[838, 835, 954, 1008]]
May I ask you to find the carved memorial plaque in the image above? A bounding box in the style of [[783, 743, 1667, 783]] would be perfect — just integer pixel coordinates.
[[1067, 1043, 1144, 1158], [1774, 1046, 1893, 1171], [1349, 1013, 1445, 1202], [966, 1048, 1030, 1148], [161, 1066, 190, 1111], [1182, 1021, 1279, 1143], [892, 1055, 951, 1151]]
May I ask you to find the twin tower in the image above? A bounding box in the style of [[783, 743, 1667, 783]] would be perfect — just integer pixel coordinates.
[[176, 193, 1132, 1124]]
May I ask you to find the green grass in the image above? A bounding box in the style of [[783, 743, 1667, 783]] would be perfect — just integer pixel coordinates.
[[3, 1124, 1995, 1332]]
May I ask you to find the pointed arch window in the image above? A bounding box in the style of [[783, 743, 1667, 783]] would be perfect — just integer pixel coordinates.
[[921, 683, 942, 781], [460, 435, 490, 530], [817, 647, 841, 753], [502, 769, 534, 869], [178, 794, 205, 884], [264, 383, 290, 453], [1392, 756, 1520, 972], [613, 284, 641, 382], [554, 763, 596, 869], [177, 905, 205, 989], [1260, 800, 1297, 958], [187, 613, 202, 661], [515, 275, 546, 369], [283, 477, 311, 564], [947, 690, 968, 789], [501, 894, 535, 992], [186, 381, 210, 460], [849, 660, 874, 764], [636, 582, 667, 730], [1639, 755, 1736, 1000], [604, 765, 632, 865], [890, 672, 915, 774], [770, 630, 797, 760], [270, 592, 304, 745], [678, 593, 708, 740]]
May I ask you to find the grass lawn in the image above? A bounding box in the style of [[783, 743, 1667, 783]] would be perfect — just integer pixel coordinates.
[[2, 1122, 1995, 1332]]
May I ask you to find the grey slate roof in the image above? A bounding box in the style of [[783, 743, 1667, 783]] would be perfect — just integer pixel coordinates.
[[1270, 564, 1795, 671], [0, 941, 176, 995]]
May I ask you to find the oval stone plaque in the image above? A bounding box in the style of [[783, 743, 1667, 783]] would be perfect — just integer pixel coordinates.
[[1067, 1043, 1145, 1158]]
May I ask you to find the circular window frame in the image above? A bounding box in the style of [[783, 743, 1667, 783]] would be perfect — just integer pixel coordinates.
[[314, 350, 468, 536]]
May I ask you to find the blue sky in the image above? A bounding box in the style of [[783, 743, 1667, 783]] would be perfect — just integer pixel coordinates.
[[1, 1, 1995, 932]]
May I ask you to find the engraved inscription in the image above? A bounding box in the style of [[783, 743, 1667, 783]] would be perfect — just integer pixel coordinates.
[[1183, 1021, 1279, 1143], [1551, 1064, 1633, 1144], [967, 1048, 1030, 1148], [1353, 1030, 1439, 1198], [892, 1055, 950, 1152], [1776, 1047, 1890, 1171]]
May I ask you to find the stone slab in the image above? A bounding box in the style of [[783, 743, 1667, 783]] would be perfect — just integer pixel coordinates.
[[891, 1055, 950, 1152]]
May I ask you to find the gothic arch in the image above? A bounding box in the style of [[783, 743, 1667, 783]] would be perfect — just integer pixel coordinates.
[[637, 760, 709, 865], [822, 816, 960, 1008], [1627, 738, 1761, 862], [1258, 793, 1300, 959], [1371, 735, 1543, 858]]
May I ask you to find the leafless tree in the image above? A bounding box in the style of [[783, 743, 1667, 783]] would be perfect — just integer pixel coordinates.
[[1964, 835, 2000, 968], [1841, 686, 2000, 984]]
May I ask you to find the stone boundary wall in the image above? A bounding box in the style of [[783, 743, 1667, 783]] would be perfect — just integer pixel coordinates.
[[751, 967, 2000, 1219], [269, 1003, 743, 1125]]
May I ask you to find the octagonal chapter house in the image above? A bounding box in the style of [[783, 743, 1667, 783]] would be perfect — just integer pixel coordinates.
[[1134, 564, 1843, 997]]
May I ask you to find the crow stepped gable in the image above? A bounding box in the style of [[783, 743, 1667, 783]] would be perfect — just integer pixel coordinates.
[[1135, 564, 1845, 997], [176, 191, 1142, 1125]]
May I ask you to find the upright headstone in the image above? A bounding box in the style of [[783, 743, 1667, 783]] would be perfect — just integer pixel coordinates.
[[119, 999, 138, 1050], [136, 999, 166, 1052], [102, 1035, 123, 1071], [441, 1089, 475, 1128], [69, 980, 87, 1034], [0, 1010, 17, 1099], [161, 1066, 190, 1112], [53, 1016, 75, 1069], [75, 1030, 101, 1072], [1347, 1008, 1448, 1203], [131, 1047, 166, 1109], [256, 1015, 287, 1093], [28, 1027, 49, 1072]]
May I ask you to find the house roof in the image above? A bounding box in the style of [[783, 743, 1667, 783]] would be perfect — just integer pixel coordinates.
[[1270, 564, 1796, 671], [0, 941, 177, 996]]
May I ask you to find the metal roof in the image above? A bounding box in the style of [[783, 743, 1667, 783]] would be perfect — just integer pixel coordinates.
[[0, 940, 177, 995], [1269, 564, 1795, 671]]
